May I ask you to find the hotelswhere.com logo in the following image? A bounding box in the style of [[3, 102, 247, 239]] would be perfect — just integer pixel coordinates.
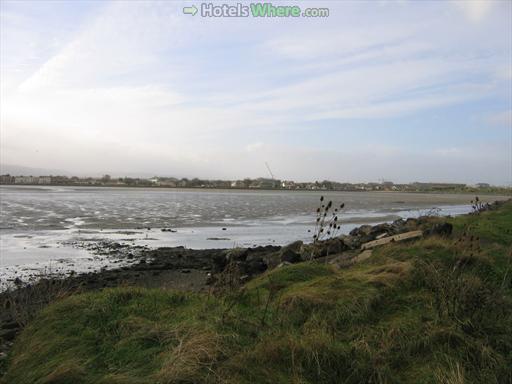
[[183, 3, 329, 18]]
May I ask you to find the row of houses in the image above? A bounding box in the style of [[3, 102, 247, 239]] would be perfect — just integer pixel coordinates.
[[0, 175, 52, 184], [0, 174, 498, 191]]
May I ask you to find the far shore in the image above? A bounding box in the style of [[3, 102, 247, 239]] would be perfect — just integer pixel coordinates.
[[1, 183, 511, 196]]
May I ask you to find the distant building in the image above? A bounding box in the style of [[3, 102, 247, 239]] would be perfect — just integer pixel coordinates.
[[250, 178, 280, 189], [160, 180, 177, 187], [15, 176, 37, 184], [231, 180, 245, 188], [411, 182, 466, 191], [476, 183, 490, 188], [281, 180, 296, 189], [0, 174, 14, 184], [38, 176, 51, 184]]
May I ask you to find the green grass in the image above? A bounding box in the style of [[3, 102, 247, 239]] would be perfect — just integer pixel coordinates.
[[3, 202, 512, 384]]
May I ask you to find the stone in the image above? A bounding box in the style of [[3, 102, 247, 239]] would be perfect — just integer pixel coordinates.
[[325, 238, 348, 255], [350, 225, 372, 237], [279, 241, 303, 263], [0, 328, 17, 342], [280, 248, 302, 263], [225, 248, 249, 263], [1, 322, 18, 330], [211, 253, 228, 273], [245, 257, 268, 274], [338, 235, 360, 250], [427, 222, 453, 236], [370, 223, 392, 237]]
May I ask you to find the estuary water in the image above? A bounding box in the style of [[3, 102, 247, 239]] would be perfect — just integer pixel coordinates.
[[0, 185, 509, 287]]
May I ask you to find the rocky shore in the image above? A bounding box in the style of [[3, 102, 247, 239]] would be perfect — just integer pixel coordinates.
[[0, 199, 507, 373]]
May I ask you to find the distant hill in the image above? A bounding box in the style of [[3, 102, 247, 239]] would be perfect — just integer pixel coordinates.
[[0, 163, 156, 178], [0, 163, 71, 176]]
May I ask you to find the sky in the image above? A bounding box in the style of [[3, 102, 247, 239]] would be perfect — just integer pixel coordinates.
[[0, 0, 511, 185]]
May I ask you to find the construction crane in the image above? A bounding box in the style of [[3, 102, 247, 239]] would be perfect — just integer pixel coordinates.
[[265, 162, 275, 180]]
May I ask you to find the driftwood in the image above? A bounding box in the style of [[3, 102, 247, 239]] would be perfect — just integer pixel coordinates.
[[361, 230, 423, 250]]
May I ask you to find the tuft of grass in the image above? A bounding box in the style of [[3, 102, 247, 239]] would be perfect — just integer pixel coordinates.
[[3, 201, 512, 384]]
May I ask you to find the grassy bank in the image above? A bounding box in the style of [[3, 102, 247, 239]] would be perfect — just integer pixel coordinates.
[[2, 202, 512, 383]]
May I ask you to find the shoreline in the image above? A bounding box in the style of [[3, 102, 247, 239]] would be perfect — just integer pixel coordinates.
[[0, 198, 510, 375], [0, 203, 483, 289], [1, 184, 511, 195]]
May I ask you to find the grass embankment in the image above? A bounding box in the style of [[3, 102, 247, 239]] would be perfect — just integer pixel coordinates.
[[3, 202, 512, 384]]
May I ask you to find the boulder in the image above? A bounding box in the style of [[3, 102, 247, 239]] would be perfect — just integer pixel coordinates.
[[211, 253, 228, 273], [279, 240, 303, 263], [426, 222, 453, 237], [338, 235, 360, 250], [0, 328, 17, 342], [281, 248, 302, 263], [301, 237, 349, 259], [225, 248, 249, 263], [325, 238, 348, 255], [350, 225, 372, 237], [244, 257, 268, 275], [370, 223, 392, 237]]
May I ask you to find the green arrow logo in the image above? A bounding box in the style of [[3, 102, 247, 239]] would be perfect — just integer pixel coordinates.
[[183, 5, 198, 16]]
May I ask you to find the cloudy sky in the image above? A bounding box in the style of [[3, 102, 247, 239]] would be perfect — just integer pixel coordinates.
[[1, 0, 511, 184]]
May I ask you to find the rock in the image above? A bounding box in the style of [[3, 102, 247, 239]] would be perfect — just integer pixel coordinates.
[[370, 223, 392, 237], [277, 261, 292, 268], [281, 248, 302, 263], [181, 269, 191, 274], [279, 241, 303, 263], [0, 328, 17, 342], [225, 248, 249, 263], [350, 225, 372, 237], [338, 235, 360, 250], [282, 240, 303, 253], [427, 222, 453, 236], [261, 252, 281, 269], [1, 322, 18, 331], [211, 253, 228, 273], [244, 257, 268, 275], [325, 238, 348, 255], [390, 219, 406, 234], [404, 218, 420, 231]]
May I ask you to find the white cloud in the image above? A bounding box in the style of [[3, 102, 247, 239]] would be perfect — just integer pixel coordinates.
[[1, 0, 510, 183], [453, 0, 495, 23]]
